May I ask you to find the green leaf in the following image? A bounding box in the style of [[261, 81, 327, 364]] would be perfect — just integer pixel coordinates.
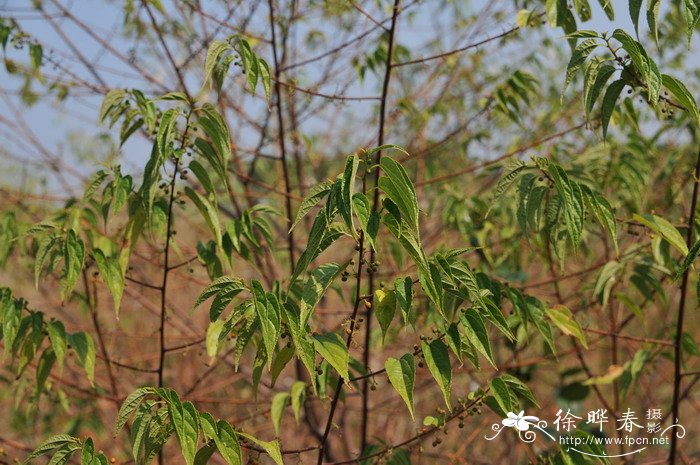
[[394, 277, 413, 325], [313, 332, 349, 381], [421, 340, 452, 410], [385, 354, 416, 420], [204, 40, 231, 88], [546, 305, 588, 348], [499, 374, 539, 407], [489, 377, 514, 414], [581, 185, 618, 252], [61, 230, 85, 299], [488, 161, 527, 213], [251, 281, 281, 369], [165, 391, 199, 465], [583, 61, 616, 117], [236, 433, 283, 465], [215, 420, 242, 465], [632, 213, 688, 255], [185, 187, 222, 249], [612, 29, 661, 104], [647, 0, 661, 46], [69, 332, 95, 386], [445, 323, 462, 363], [198, 103, 232, 164], [290, 180, 333, 232], [35, 348, 56, 395], [547, 164, 585, 249], [193, 276, 245, 316], [583, 364, 625, 385], [290, 381, 307, 425], [374, 289, 397, 342], [25, 434, 79, 462], [291, 212, 328, 283], [47, 321, 67, 375], [206, 319, 225, 360], [339, 154, 360, 233], [563, 39, 599, 97], [353, 193, 378, 249], [258, 59, 272, 102], [206, 282, 241, 321], [29, 43, 42, 70], [92, 249, 125, 318], [662, 74, 700, 125], [299, 263, 345, 327], [270, 346, 294, 387], [682, 0, 700, 45], [460, 308, 496, 368], [189, 159, 216, 195], [629, 0, 643, 35], [99, 89, 127, 125], [271, 392, 290, 436], [601, 79, 625, 139], [80, 438, 95, 464], [194, 443, 216, 465], [200, 413, 241, 465], [677, 238, 700, 279], [115, 387, 156, 436], [418, 261, 444, 319], [378, 157, 420, 234]]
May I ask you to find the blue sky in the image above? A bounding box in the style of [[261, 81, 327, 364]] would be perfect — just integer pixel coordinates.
[[0, 0, 678, 194]]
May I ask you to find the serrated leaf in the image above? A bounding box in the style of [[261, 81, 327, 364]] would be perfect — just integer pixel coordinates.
[[185, 186, 222, 249], [682, 0, 700, 46], [662, 74, 700, 125], [271, 392, 290, 436], [115, 387, 156, 436], [299, 263, 344, 327], [488, 161, 527, 214], [290, 180, 333, 232], [313, 332, 349, 381], [251, 281, 281, 369], [378, 157, 419, 234], [546, 305, 588, 348], [548, 164, 585, 249], [92, 249, 124, 318], [632, 213, 688, 255], [61, 230, 85, 299], [193, 276, 245, 310], [290, 381, 306, 425], [206, 319, 225, 360], [339, 154, 359, 233], [25, 435, 79, 461], [601, 79, 625, 139], [563, 39, 599, 97], [489, 377, 514, 414], [584, 61, 616, 117], [394, 276, 413, 325], [204, 40, 231, 88], [630, 0, 643, 36], [236, 433, 283, 465], [612, 29, 661, 104], [291, 212, 328, 283], [374, 289, 397, 342], [47, 321, 67, 375], [69, 332, 95, 386], [165, 391, 199, 465], [499, 374, 539, 407], [647, 0, 661, 46], [421, 339, 452, 410], [460, 308, 496, 368], [215, 420, 241, 465], [385, 354, 416, 420]]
